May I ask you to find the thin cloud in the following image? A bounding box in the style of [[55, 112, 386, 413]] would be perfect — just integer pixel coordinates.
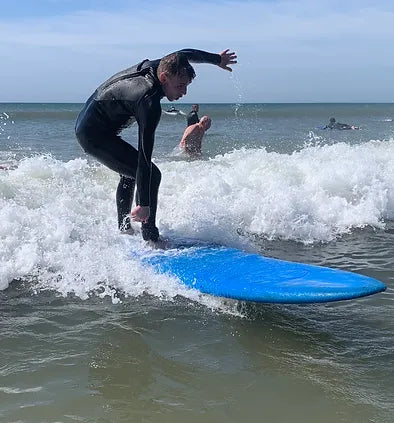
[[1, 0, 394, 102], [1, 1, 394, 47]]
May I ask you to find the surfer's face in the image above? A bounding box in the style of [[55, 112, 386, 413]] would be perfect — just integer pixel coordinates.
[[160, 72, 190, 101]]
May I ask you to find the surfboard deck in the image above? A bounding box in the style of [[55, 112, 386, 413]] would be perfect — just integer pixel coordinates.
[[137, 243, 386, 304]]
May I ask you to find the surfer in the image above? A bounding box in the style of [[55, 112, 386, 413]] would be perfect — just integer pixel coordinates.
[[323, 117, 359, 130], [75, 48, 237, 246], [186, 104, 199, 127], [179, 115, 211, 157]]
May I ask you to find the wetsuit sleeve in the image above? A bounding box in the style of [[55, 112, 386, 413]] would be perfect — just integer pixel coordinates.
[[174, 49, 221, 66], [149, 49, 221, 68], [135, 95, 161, 206]]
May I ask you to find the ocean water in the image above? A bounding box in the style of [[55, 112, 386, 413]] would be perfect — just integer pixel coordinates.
[[0, 102, 393, 422]]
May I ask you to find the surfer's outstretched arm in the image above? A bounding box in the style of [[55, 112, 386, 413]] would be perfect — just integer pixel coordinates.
[[171, 48, 237, 72]]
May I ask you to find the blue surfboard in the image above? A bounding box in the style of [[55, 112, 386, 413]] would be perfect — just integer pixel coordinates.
[[138, 244, 386, 304]]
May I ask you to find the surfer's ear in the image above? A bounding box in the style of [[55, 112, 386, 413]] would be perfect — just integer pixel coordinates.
[[158, 72, 167, 84]]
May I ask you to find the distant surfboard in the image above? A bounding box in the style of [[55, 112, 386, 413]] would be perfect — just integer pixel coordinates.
[[164, 109, 186, 116], [136, 243, 386, 304], [318, 125, 360, 130]]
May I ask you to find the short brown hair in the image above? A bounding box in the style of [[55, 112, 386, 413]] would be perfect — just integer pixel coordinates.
[[157, 53, 196, 81]]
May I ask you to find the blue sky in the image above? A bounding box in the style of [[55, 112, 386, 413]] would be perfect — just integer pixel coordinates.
[[1, 0, 394, 103]]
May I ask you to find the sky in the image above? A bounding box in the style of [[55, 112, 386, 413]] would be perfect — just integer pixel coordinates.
[[1, 0, 394, 103]]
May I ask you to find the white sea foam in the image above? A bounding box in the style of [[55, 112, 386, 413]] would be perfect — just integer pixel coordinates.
[[160, 139, 394, 244], [1, 140, 393, 306], [0, 386, 43, 394]]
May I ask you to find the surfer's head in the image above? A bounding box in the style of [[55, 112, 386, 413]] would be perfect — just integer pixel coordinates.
[[158, 53, 196, 101], [330, 117, 336, 123]]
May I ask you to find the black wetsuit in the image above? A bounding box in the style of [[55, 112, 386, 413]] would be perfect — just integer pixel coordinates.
[[186, 110, 199, 127], [325, 122, 353, 130], [75, 49, 221, 241]]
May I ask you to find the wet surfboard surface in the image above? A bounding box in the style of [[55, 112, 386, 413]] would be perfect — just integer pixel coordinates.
[[136, 243, 386, 304]]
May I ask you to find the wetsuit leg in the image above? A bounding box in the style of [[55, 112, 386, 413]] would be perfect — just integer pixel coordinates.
[[116, 176, 135, 231], [76, 130, 161, 241], [139, 167, 161, 242]]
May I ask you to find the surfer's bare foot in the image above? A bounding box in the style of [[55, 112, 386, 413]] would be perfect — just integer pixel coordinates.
[[120, 227, 135, 236]]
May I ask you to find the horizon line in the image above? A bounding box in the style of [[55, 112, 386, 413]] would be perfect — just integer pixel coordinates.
[[1, 101, 394, 105]]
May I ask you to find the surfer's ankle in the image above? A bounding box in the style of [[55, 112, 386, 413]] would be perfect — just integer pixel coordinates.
[[141, 224, 160, 242]]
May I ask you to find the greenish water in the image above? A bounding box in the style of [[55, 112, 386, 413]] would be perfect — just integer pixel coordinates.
[[0, 103, 393, 422]]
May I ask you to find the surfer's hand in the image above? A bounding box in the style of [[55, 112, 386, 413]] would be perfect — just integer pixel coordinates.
[[130, 205, 150, 223], [218, 49, 237, 72]]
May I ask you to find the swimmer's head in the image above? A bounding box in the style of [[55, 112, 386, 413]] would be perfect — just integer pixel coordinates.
[[200, 116, 211, 130], [330, 117, 336, 123]]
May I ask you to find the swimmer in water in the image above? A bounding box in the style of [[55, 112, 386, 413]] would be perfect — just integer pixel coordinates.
[[179, 115, 212, 158]]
